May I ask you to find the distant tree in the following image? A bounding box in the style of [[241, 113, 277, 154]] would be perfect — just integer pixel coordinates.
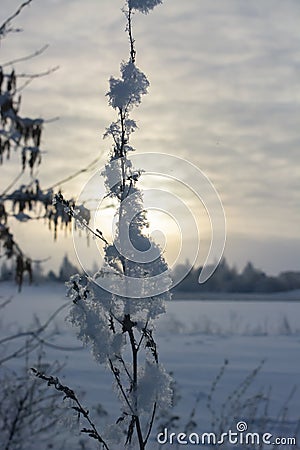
[[46, 269, 58, 283], [0, 260, 12, 281], [237, 262, 265, 293], [58, 254, 80, 282], [32, 260, 44, 284], [205, 258, 236, 292], [254, 275, 282, 293], [172, 259, 195, 292], [173, 259, 300, 294], [278, 271, 300, 291]]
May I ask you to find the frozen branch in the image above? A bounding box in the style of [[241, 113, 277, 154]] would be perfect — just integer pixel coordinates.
[[0, 301, 70, 365], [2, 45, 49, 68], [31, 369, 110, 450], [0, 0, 33, 38], [46, 155, 102, 190]]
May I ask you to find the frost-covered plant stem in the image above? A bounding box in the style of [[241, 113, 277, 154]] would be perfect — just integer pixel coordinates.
[[107, 10, 162, 446], [107, 312, 160, 448], [31, 368, 110, 450], [128, 331, 158, 450], [127, 7, 136, 64], [128, 327, 145, 448], [35, 2, 171, 449]]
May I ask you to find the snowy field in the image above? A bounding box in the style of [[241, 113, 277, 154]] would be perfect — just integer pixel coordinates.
[[1, 282, 300, 449]]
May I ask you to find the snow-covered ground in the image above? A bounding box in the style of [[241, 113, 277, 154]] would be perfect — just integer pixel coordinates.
[[1, 282, 300, 449]]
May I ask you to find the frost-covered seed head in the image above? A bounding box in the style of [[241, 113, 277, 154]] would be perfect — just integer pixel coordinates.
[[128, 0, 163, 14]]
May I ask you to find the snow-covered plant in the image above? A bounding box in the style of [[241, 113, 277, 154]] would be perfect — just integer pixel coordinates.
[[35, 1, 173, 449]]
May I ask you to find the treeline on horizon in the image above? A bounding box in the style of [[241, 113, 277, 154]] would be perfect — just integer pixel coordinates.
[[173, 259, 300, 293], [0, 254, 79, 285], [1, 254, 300, 293]]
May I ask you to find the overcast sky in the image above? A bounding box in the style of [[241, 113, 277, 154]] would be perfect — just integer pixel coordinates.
[[1, 0, 300, 276]]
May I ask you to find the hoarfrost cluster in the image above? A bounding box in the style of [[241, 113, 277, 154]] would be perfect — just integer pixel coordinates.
[[107, 61, 149, 110], [128, 0, 163, 14]]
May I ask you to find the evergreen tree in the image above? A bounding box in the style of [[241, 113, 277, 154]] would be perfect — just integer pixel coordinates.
[[0, 260, 12, 281], [58, 254, 79, 282]]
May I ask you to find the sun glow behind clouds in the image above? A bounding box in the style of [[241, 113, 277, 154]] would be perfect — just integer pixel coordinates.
[[146, 209, 181, 267], [79, 171, 211, 271]]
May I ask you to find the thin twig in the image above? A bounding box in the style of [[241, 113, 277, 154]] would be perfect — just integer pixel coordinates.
[[108, 358, 135, 415], [0, 301, 71, 365], [0, 0, 33, 38], [0, 296, 13, 310], [127, 7, 136, 63], [31, 370, 110, 450], [3, 44, 48, 67], [115, 354, 133, 384], [17, 66, 59, 78], [46, 155, 102, 190], [0, 301, 69, 346], [54, 192, 110, 246], [144, 402, 157, 446], [136, 320, 148, 352], [0, 171, 24, 198], [31, 333, 83, 352], [16, 66, 59, 92], [128, 327, 145, 449]]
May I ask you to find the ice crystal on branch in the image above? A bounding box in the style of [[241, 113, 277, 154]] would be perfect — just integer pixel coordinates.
[[137, 361, 173, 412], [0, 66, 44, 173], [128, 0, 162, 14], [67, 283, 125, 364], [107, 61, 149, 110]]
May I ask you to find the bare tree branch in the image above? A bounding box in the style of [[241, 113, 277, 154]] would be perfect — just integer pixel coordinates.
[[46, 155, 103, 191], [16, 66, 60, 92], [0, 0, 34, 38], [0, 171, 24, 198], [17, 66, 60, 79], [108, 357, 135, 415], [2, 45, 49, 67], [0, 301, 71, 365], [0, 296, 13, 310], [144, 402, 157, 447]]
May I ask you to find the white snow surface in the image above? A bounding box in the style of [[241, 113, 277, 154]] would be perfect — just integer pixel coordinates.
[[1, 282, 300, 449]]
